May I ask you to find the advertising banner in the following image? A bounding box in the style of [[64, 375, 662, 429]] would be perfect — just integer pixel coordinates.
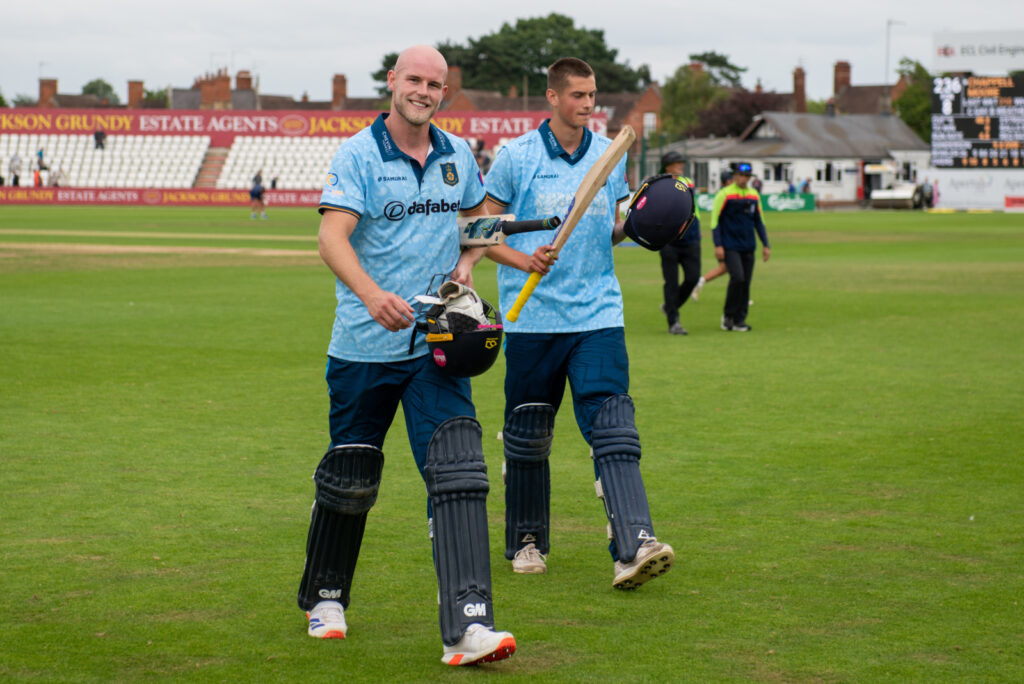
[[933, 31, 1024, 74], [696, 192, 815, 213], [0, 108, 607, 147], [0, 186, 321, 207]]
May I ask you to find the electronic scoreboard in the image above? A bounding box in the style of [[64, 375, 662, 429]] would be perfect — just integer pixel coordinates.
[[931, 75, 1024, 168]]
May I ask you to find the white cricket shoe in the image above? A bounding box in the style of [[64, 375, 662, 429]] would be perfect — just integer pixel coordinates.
[[306, 600, 347, 639], [612, 539, 674, 590], [442, 623, 517, 666], [691, 276, 706, 301], [511, 542, 547, 574]]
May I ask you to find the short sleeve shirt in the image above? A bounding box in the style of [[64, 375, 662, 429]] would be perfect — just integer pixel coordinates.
[[485, 121, 630, 332], [318, 113, 486, 362]]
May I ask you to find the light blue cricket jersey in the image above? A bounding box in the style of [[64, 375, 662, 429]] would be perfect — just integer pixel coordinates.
[[318, 113, 486, 362], [485, 121, 630, 333]]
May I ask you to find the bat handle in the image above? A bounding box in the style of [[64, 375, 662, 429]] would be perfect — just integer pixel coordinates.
[[501, 216, 561, 235], [505, 271, 543, 322]]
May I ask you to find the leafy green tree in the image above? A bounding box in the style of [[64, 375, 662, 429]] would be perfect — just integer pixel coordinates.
[[82, 78, 120, 105], [371, 52, 400, 97], [892, 57, 932, 142], [0, 89, 8, 107], [805, 98, 828, 114], [13, 94, 37, 107], [660, 64, 727, 139], [692, 90, 790, 138], [143, 88, 168, 108], [372, 14, 650, 96], [688, 51, 747, 88]]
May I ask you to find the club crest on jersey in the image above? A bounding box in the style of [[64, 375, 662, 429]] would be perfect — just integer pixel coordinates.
[[441, 162, 458, 186]]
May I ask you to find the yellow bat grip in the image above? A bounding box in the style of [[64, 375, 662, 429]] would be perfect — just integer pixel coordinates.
[[505, 271, 543, 322]]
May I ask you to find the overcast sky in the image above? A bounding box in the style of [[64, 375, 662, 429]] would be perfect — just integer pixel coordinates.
[[3, 1, 1020, 106]]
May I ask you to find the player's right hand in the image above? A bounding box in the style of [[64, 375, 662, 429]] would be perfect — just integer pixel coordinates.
[[527, 244, 558, 275], [365, 290, 414, 332]]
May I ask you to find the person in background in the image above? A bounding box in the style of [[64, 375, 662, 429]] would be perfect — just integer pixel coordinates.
[[656, 150, 702, 335], [710, 161, 770, 332]]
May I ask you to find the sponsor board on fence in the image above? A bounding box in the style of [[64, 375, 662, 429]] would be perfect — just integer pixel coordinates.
[[0, 187, 321, 207], [930, 168, 1024, 210], [696, 193, 815, 212], [0, 108, 607, 147]]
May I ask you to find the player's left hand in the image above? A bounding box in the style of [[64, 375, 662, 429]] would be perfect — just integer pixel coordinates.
[[528, 244, 557, 275], [762, 246, 771, 263]]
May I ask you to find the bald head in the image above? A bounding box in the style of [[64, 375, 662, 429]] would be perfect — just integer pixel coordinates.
[[393, 45, 448, 82], [388, 45, 449, 129]]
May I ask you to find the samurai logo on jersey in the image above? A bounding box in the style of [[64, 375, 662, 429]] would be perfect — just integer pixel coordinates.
[[384, 198, 461, 221]]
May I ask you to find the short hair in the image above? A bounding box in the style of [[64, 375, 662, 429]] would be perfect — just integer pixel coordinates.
[[547, 57, 594, 92]]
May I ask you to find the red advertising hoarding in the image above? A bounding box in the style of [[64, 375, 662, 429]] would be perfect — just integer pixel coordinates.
[[1, 108, 607, 147], [0, 186, 321, 207]]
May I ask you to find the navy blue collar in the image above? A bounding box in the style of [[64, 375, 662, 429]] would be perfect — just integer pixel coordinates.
[[372, 113, 454, 162], [372, 113, 454, 184], [538, 119, 592, 165]]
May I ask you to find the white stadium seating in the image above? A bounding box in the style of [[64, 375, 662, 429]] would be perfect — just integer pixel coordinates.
[[217, 135, 343, 190], [1, 133, 209, 188]]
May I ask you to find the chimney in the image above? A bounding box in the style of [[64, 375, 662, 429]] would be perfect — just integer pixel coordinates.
[[755, 79, 763, 94], [200, 75, 216, 109], [793, 66, 806, 113], [332, 74, 347, 109], [302, 91, 309, 103], [127, 80, 144, 108], [236, 70, 253, 91], [688, 61, 704, 73], [213, 68, 231, 109], [446, 65, 462, 102], [39, 78, 58, 108], [834, 61, 851, 96], [825, 97, 836, 117]]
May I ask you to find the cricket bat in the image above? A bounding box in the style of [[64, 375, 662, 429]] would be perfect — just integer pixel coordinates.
[[505, 125, 636, 322], [458, 214, 562, 247]]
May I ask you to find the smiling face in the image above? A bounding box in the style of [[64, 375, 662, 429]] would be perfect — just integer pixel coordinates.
[[548, 74, 596, 131], [388, 45, 448, 127]]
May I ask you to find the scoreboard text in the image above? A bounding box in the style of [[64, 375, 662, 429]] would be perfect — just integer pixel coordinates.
[[931, 75, 1024, 168]]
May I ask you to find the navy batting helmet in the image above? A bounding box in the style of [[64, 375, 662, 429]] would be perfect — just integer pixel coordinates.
[[659, 150, 685, 170], [623, 174, 696, 251], [418, 281, 503, 377]]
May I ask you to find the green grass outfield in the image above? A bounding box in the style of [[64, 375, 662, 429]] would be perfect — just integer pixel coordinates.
[[2, 206, 1022, 682]]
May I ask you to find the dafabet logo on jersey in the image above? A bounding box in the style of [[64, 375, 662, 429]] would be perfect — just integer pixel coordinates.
[[383, 198, 461, 221]]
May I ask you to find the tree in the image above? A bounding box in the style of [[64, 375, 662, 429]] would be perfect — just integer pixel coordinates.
[[82, 78, 120, 105], [692, 90, 790, 138], [660, 64, 727, 139], [143, 87, 168, 108], [371, 52, 400, 97], [688, 51, 747, 88], [372, 14, 651, 96], [13, 94, 37, 107], [0, 89, 8, 107], [805, 98, 828, 114], [892, 57, 932, 142]]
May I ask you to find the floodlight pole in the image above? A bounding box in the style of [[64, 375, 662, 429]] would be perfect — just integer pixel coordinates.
[[885, 19, 906, 86]]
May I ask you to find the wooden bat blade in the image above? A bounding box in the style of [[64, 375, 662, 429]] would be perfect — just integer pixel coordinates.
[[505, 125, 636, 322], [548, 125, 636, 257]]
